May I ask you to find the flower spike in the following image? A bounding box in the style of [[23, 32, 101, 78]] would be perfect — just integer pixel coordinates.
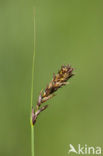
[[32, 64, 74, 125]]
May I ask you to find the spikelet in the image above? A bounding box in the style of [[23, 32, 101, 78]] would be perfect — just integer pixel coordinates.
[[32, 65, 74, 125]]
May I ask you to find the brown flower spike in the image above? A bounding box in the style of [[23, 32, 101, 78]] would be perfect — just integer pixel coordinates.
[[32, 65, 74, 125]]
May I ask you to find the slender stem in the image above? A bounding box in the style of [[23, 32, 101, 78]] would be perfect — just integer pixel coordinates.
[[31, 126, 34, 156], [31, 125, 35, 156], [30, 9, 36, 156]]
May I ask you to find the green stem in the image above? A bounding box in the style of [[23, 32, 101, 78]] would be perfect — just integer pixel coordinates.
[[30, 9, 36, 156], [31, 126, 34, 156]]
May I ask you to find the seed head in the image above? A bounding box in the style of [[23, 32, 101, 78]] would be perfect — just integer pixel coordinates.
[[32, 64, 74, 125]]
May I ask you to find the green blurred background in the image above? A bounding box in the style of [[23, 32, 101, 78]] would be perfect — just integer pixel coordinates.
[[0, 0, 103, 156]]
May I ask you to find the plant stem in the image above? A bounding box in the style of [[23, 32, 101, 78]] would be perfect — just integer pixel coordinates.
[[30, 9, 36, 156], [31, 125, 35, 156]]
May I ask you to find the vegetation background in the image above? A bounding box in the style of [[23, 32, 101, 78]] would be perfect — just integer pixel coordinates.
[[0, 0, 103, 156]]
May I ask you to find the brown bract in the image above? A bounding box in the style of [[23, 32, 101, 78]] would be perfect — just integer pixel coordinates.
[[32, 65, 74, 125]]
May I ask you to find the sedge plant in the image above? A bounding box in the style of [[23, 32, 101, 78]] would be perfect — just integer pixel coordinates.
[[30, 9, 74, 156]]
